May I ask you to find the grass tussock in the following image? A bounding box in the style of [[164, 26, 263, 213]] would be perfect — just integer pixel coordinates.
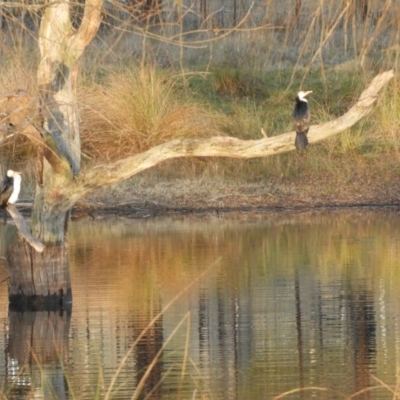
[[78, 66, 223, 162]]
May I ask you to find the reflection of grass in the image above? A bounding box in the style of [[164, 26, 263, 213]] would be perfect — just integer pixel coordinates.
[[273, 375, 400, 399], [104, 260, 218, 400], [2, 263, 217, 400], [2, 320, 209, 400], [70, 210, 400, 288]]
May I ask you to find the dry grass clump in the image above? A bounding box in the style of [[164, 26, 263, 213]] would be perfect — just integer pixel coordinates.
[[78, 65, 223, 162], [0, 42, 38, 167]]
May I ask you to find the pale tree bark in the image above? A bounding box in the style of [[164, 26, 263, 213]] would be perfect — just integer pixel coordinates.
[[6, 0, 103, 309]]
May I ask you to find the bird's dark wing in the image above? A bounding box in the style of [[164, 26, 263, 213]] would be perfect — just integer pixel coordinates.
[[0, 177, 10, 195], [0, 177, 13, 208], [293, 106, 310, 134], [293, 113, 310, 134]]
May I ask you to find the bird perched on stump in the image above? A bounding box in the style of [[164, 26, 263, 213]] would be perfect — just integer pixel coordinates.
[[0, 170, 21, 223], [0, 170, 21, 208], [293, 90, 312, 150]]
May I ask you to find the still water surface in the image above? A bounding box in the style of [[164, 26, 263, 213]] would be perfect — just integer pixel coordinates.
[[0, 209, 400, 399]]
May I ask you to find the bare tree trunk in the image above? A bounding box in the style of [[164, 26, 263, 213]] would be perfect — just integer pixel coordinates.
[[7, 242, 71, 308], [5, 0, 102, 309]]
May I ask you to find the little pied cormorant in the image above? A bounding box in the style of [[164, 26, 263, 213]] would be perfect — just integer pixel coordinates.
[[0, 170, 22, 209], [293, 90, 312, 150]]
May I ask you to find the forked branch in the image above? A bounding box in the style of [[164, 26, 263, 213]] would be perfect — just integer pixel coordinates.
[[70, 0, 103, 55]]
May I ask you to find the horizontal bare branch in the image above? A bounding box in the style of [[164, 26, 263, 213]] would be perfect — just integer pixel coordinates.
[[67, 69, 393, 206]]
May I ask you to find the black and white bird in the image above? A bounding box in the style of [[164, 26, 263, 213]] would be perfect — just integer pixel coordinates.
[[293, 90, 312, 150], [0, 170, 22, 209]]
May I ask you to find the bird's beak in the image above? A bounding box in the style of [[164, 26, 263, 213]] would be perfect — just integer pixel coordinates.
[[304, 91, 313, 96]]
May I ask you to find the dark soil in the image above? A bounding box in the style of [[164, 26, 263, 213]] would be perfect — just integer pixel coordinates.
[[67, 175, 400, 219]]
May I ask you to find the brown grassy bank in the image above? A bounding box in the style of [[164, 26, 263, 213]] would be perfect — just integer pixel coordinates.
[[0, 0, 400, 209]]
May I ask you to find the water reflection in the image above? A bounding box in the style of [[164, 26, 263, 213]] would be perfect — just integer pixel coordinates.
[[0, 209, 399, 398], [5, 309, 71, 399]]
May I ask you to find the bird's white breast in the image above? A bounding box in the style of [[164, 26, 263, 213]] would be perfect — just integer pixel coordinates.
[[8, 174, 21, 204]]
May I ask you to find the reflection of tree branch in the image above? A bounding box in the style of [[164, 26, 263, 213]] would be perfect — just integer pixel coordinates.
[[6, 205, 45, 253], [67, 70, 393, 206]]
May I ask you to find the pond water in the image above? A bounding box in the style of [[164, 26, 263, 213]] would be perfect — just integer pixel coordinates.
[[0, 209, 399, 399]]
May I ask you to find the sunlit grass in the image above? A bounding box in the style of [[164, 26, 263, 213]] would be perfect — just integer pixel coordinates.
[[78, 65, 222, 162], [0, 0, 398, 191]]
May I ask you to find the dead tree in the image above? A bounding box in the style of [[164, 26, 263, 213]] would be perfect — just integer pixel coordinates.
[[0, 0, 393, 310], [4, 0, 102, 310]]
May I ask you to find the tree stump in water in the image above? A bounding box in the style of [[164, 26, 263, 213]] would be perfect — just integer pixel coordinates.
[[6, 241, 72, 310]]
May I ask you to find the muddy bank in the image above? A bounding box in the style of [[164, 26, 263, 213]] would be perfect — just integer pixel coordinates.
[[14, 174, 400, 220], [68, 176, 400, 219]]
